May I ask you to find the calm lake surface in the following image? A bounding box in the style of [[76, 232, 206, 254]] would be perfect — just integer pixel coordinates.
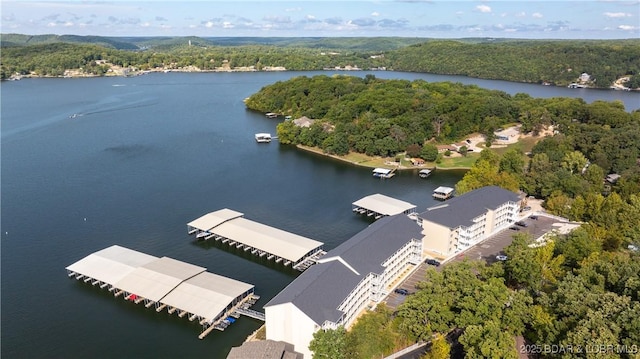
[[1, 71, 637, 358]]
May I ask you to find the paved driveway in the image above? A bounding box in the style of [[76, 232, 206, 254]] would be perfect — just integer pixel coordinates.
[[384, 214, 564, 310]]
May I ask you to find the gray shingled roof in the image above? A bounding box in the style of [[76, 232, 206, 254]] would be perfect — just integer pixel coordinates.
[[226, 340, 303, 359], [264, 215, 422, 325], [419, 186, 520, 229]]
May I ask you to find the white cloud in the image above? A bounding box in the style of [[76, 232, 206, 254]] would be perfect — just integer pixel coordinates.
[[205, 21, 214, 28], [532, 13, 543, 18], [516, 12, 526, 18], [618, 25, 637, 30], [222, 21, 234, 29], [371, 11, 380, 17], [476, 5, 492, 13], [604, 12, 632, 18]]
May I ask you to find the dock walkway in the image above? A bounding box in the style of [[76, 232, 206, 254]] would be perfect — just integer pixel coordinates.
[[234, 308, 265, 322]]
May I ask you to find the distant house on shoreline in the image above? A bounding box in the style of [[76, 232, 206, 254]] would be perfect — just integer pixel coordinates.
[[293, 116, 314, 128]]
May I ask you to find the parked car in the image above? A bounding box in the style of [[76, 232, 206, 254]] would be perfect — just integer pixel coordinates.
[[515, 221, 528, 227], [496, 255, 508, 261], [530, 215, 538, 220], [522, 206, 532, 212], [509, 226, 520, 231], [394, 288, 409, 295], [425, 259, 441, 266]]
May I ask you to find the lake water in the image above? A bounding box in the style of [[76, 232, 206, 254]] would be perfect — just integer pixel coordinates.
[[1, 71, 637, 359]]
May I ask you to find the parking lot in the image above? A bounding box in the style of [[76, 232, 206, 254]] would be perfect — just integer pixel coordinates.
[[383, 214, 570, 309]]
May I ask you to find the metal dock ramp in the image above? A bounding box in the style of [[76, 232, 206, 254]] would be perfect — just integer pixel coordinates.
[[234, 308, 265, 321]]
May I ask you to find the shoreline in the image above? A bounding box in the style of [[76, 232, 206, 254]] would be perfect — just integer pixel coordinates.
[[295, 144, 470, 171], [5, 69, 637, 92]]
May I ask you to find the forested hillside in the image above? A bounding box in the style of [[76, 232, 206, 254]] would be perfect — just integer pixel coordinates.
[[387, 40, 640, 87], [2, 34, 638, 88]]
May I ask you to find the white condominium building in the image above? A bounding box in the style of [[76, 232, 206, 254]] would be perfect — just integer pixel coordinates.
[[419, 186, 521, 256], [264, 214, 423, 358]]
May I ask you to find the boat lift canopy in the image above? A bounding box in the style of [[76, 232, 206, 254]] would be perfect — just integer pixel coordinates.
[[352, 194, 417, 217]]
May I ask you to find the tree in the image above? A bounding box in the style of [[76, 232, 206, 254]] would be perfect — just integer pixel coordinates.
[[348, 305, 398, 358], [398, 269, 456, 341], [458, 320, 518, 359], [455, 158, 520, 195], [561, 150, 589, 174], [432, 114, 448, 138], [458, 145, 468, 157], [309, 327, 349, 359], [276, 120, 300, 144], [406, 143, 422, 158], [499, 148, 526, 176], [554, 227, 602, 268], [420, 144, 439, 162], [422, 334, 450, 359]]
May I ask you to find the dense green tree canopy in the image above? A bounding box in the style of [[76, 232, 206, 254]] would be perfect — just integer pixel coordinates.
[[3, 36, 638, 88]]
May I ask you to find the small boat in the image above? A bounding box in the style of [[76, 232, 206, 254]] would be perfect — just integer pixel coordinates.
[[255, 133, 272, 143], [419, 169, 433, 178], [265, 112, 278, 118]]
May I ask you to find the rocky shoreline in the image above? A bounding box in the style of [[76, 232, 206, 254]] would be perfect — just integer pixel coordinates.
[[5, 64, 288, 81]]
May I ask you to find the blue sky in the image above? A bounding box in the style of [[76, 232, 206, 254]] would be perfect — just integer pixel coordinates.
[[1, 1, 639, 39]]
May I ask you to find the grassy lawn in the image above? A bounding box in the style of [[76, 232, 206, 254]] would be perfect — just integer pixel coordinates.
[[437, 153, 479, 168], [491, 136, 539, 156]]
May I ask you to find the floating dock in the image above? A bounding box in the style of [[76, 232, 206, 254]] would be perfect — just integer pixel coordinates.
[[66, 245, 256, 339], [352, 193, 417, 220], [433, 186, 455, 200], [187, 209, 325, 271]]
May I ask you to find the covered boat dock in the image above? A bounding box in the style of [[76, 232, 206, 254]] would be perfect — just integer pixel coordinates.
[[372, 167, 395, 179], [433, 186, 455, 200], [352, 193, 417, 220], [66, 245, 256, 338], [187, 209, 325, 271]]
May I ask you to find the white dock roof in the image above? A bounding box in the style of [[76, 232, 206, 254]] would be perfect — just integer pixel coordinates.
[[372, 168, 393, 174], [67, 246, 256, 325], [114, 257, 206, 302], [161, 272, 254, 323], [212, 217, 323, 263], [65, 245, 158, 285], [187, 209, 244, 231], [433, 186, 455, 195], [352, 194, 417, 216]]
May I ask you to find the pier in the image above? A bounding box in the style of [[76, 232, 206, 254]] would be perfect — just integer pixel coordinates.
[[66, 245, 256, 339], [352, 194, 417, 220], [188, 209, 325, 270]]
